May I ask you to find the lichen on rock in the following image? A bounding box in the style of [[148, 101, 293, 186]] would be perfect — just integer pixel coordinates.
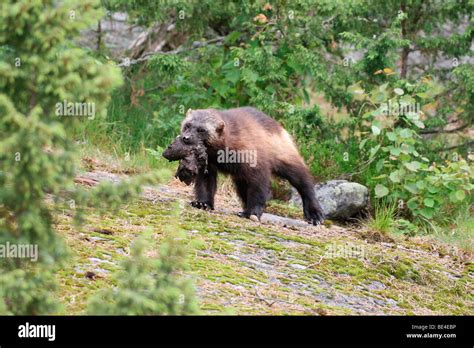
[[290, 180, 369, 221]]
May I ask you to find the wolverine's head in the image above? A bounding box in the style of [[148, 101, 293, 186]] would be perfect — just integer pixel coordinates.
[[180, 109, 225, 146]]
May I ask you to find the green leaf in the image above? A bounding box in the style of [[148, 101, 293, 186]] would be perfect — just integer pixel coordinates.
[[424, 198, 435, 207], [401, 143, 414, 154], [455, 190, 466, 201], [348, 82, 365, 99], [390, 147, 401, 156], [420, 207, 434, 219], [449, 191, 458, 202], [407, 197, 419, 210], [369, 144, 381, 158], [399, 94, 414, 105], [225, 69, 240, 84], [415, 180, 425, 190], [389, 170, 403, 183], [221, 60, 236, 70], [376, 159, 385, 172], [265, 85, 276, 94], [362, 111, 373, 119], [404, 183, 419, 194], [302, 89, 310, 104], [386, 132, 397, 141], [371, 91, 388, 103], [399, 128, 412, 138], [359, 138, 368, 149], [394, 88, 404, 95], [404, 161, 421, 172], [225, 31, 242, 44], [371, 125, 381, 135], [375, 184, 389, 198]]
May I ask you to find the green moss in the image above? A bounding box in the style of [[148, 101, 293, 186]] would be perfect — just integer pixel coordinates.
[[378, 259, 421, 282], [52, 194, 473, 315]]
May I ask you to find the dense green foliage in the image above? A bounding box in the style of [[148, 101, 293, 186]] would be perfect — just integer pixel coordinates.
[[0, 0, 196, 314], [352, 81, 473, 221]]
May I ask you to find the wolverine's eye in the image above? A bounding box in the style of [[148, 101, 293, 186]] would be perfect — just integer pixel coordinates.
[[197, 127, 206, 133], [183, 123, 190, 130]]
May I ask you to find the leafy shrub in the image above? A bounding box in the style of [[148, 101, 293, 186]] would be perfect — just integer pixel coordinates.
[[354, 81, 473, 221], [0, 0, 174, 314]]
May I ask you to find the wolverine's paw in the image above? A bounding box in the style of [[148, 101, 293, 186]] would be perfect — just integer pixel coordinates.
[[306, 208, 325, 226], [191, 201, 214, 210], [237, 211, 249, 218]]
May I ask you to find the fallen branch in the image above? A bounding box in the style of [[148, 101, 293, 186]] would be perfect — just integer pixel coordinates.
[[420, 123, 469, 135], [307, 255, 325, 268], [437, 140, 474, 152], [118, 36, 226, 68], [255, 288, 276, 307]]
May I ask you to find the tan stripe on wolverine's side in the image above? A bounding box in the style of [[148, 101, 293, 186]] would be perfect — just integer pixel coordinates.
[[233, 114, 305, 167]]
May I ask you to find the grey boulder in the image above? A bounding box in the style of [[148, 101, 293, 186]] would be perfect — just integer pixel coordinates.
[[290, 180, 369, 221]]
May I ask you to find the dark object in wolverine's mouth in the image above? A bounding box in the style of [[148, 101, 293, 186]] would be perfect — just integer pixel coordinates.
[[162, 135, 208, 185]]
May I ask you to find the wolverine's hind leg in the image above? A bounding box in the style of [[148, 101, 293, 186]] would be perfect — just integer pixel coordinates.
[[236, 170, 271, 220], [275, 161, 325, 225]]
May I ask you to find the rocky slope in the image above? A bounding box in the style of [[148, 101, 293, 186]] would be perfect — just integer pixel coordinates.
[[54, 169, 473, 315]]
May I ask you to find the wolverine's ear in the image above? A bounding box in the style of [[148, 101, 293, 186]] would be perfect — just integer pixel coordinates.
[[186, 108, 193, 116], [216, 120, 225, 135]]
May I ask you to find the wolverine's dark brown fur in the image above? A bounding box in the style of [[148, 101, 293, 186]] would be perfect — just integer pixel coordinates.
[[178, 107, 325, 225]]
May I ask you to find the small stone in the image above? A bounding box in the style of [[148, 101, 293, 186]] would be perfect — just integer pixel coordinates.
[[88, 236, 109, 242], [260, 213, 308, 227], [249, 215, 259, 222]]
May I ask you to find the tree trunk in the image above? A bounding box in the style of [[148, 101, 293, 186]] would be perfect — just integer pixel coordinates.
[[97, 20, 102, 52], [400, 1, 409, 79], [400, 46, 409, 79], [128, 22, 187, 60]]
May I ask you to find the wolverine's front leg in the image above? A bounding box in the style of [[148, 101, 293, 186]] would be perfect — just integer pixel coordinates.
[[191, 166, 217, 210]]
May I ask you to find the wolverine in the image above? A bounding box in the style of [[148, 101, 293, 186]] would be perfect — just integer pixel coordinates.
[[178, 107, 325, 225]]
